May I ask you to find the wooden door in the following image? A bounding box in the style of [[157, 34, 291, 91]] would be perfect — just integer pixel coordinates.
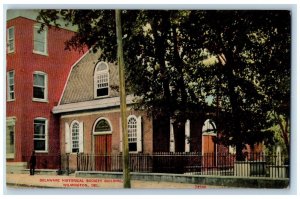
[[94, 134, 112, 171]]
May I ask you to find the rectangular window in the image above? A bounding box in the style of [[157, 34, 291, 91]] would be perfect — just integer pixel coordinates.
[[34, 119, 47, 152], [6, 119, 16, 159], [7, 71, 15, 101], [7, 27, 15, 53], [33, 72, 47, 101], [33, 25, 47, 55]]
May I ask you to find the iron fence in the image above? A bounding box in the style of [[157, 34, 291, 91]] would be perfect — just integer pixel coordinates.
[[76, 152, 289, 178], [22, 152, 288, 178], [23, 154, 62, 170]]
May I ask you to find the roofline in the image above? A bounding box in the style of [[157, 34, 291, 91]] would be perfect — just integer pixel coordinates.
[[53, 95, 136, 114], [6, 9, 78, 32], [57, 49, 92, 105]]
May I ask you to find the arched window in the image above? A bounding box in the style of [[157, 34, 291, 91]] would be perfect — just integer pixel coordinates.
[[94, 61, 109, 98], [120, 115, 142, 153], [65, 121, 84, 154], [128, 116, 138, 152], [71, 121, 80, 153], [202, 119, 217, 136], [93, 117, 112, 135]]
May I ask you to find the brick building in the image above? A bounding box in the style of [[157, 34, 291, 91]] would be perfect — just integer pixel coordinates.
[[52, 49, 225, 171], [6, 10, 260, 173], [6, 10, 85, 172]]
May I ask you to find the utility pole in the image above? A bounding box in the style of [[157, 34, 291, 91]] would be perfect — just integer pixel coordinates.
[[115, 9, 131, 188]]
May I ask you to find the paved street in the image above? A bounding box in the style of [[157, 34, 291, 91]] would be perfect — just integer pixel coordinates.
[[5, 173, 225, 189]]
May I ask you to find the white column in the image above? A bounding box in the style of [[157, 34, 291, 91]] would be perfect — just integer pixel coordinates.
[[79, 122, 84, 153], [170, 119, 175, 152], [136, 116, 143, 152], [65, 122, 70, 153], [185, 119, 190, 152]]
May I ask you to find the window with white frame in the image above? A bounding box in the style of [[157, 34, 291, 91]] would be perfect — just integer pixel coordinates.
[[7, 70, 15, 101], [33, 24, 47, 55], [33, 71, 47, 101], [7, 27, 15, 53], [128, 117, 138, 152], [94, 118, 112, 135], [94, 62, 109, 98], [34, 118, 48, 152], [120, 115, 142, 153], [71, 121, 80, 153], [65, 121, 84, 153], [6, 118, 16, 159]]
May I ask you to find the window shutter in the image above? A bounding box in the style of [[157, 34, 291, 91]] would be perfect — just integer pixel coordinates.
[[137, 116, 142, 152], [185, 119, 190, 152], [65, 122, 70, 153], [79, 122, 84, 153], [119, 117, 122, 152]]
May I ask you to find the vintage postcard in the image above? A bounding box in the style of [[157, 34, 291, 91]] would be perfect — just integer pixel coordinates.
[[4, 5, 293, 194]]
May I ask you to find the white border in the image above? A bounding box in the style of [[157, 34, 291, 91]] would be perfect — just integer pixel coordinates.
[[1, 1, 299, 198]]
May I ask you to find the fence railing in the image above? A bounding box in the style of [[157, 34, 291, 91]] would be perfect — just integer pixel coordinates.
[[22, 152, 288, 178], [23, 154, 62, 170], [76, 152, 289, 178]]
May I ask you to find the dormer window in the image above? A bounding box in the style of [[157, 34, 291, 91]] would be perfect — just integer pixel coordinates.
[[94, 61, 109, 98]]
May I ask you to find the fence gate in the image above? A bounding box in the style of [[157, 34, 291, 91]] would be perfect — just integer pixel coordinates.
[[94, 134, 112, 171]]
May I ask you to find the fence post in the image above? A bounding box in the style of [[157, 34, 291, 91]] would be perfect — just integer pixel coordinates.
[[66, 153, 70, 176], [77, 152, 79, 171], [57, 154, 62, 175]]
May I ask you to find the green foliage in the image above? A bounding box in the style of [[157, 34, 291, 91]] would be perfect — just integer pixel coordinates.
[[37, 10, 291, 155]]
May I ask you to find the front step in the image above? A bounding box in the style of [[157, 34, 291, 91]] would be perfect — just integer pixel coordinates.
[[6, 162, 27, 174], [21, 169, 67, 175]]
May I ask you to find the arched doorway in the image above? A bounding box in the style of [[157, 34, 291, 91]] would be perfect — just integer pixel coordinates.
[[202, 119, 217, 168], [93, 117, 112, 171]]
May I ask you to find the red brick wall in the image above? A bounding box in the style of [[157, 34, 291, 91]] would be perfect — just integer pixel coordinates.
[[6, 17, 86, 162]]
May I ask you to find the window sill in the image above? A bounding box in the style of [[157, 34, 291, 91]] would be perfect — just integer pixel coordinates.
[[34, 150, 48, 153], [7, 99, 15, 102], [129, 151, 140, 154], [7, 51, 15, 54], [33, 50, 48, 56], [6, 154, 15, 159], [94, 94, 110, 99], [32, 98, 48, 103]]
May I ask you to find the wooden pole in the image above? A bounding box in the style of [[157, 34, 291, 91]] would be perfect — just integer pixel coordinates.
[[115, 9, 131, 188]]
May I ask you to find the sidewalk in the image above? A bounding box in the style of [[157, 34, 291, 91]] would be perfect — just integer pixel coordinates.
[[6, 173, 225, 189]]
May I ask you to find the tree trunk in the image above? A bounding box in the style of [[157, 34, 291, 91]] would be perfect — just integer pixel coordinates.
[[222, 54, 245, 161], [152, 12, 172, 116], [277, 114, 290, 155]]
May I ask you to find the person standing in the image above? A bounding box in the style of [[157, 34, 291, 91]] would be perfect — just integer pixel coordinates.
[[29, 150, 36, 175]]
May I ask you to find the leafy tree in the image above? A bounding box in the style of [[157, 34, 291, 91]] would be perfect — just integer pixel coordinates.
[[185, 10, 291, 159], [37, 10, 291, 159], [38, 10, 211, 152]]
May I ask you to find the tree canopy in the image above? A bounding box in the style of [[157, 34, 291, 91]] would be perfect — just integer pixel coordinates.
[[37, 10, 291, 158]]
